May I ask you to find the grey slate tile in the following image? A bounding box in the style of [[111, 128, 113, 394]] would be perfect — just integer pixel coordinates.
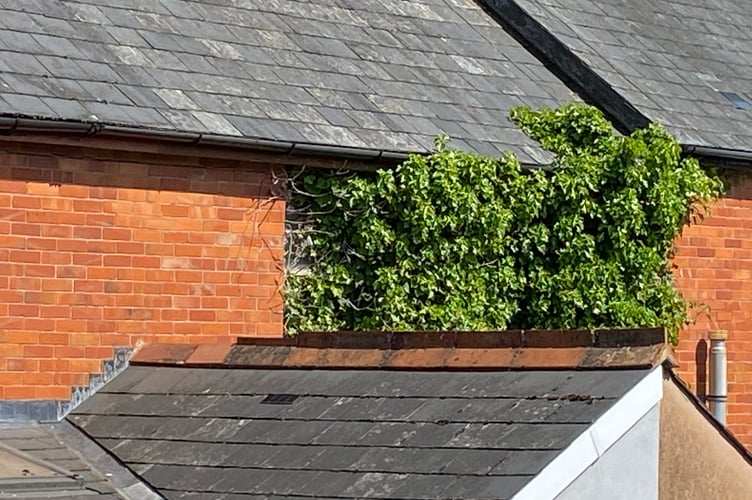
[[291, 34, 360, 59], [340, 472, 409, 498], [389, 474, 461, 499], [0, 10, 39, 31], [0, 31, 45, 53], [318, 107, 360, 128], [198, 395, 288, 419], [303, 446, 368, 471], [104, 26, 150, 48], [35, 56, 89, 81], [0, 93, 54, 116], [302, 471, 373, 498], [1, 51, 49, 76], [236, 419, 334, 445], [442, 475, 532, 500], [39, 97, 90, 119], [31, 33, 84, 58], [489, 449, 559, 475], [441, 449, 510, 475], [321, 396, 428, 421], [351, 447, 462, 474], [405, 421, 479, 448], [357, 422, 425, 447], [484, 422, 589, 449], [254, 444, 325, 469], [309, 421, 375, 446], [246, 469, 323, 495], [159, 0, 204, 20], [274, 396, 340, 420], [0, 74, 50, 98]]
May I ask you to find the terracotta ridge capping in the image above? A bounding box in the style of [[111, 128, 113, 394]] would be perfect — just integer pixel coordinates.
[[236, 327, 666, 350], [130, 328, 670, 371]]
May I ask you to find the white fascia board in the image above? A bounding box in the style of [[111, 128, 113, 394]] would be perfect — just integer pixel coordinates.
[[512, 365, 663, 500]]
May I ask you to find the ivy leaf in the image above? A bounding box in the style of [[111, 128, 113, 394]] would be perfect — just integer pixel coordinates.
[[285, 104, 723, 344]]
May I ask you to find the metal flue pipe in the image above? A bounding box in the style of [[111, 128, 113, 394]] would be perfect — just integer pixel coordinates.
[[707, 330, 728, 425]]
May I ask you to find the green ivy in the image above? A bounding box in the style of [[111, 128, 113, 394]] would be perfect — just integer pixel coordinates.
[[285, 104, 723, 343]]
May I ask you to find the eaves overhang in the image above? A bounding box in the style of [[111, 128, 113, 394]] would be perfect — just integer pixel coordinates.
[[0, 115, 555, 171], [682, 144, 752, 170], [0, 114, 409, 170]]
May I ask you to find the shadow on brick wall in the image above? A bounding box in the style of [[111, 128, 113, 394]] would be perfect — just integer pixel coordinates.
[[695, 339, 707, 403]]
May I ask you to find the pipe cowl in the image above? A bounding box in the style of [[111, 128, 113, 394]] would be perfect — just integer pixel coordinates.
[[708, 329, 729, 341]]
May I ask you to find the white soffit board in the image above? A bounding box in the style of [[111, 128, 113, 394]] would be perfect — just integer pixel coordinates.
[[512, 365, 663, 500]]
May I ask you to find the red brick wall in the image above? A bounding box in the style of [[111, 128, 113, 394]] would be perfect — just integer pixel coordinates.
[[0, 145, 285, 401], [674, 176, 752, 449]]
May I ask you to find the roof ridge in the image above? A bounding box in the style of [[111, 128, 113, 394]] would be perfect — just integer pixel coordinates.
[[237, 327, 666, 349], [130, 328, 670, 371]]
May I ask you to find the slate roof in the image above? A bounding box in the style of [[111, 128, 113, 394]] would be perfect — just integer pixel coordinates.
[[0, 0, 579, 164], [67, 328, 670, 500], [0, 422, 122, 498], [511, 0, 752, 153], [70, 365, 649, 500]]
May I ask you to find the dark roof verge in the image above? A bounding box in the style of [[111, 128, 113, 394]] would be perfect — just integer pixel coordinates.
[[476, 0, 649, 134]]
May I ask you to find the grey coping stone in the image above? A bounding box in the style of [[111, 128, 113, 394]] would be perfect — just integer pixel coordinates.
[[0, 0, 581, 162], [0, 400, 61, 422], [70, 366, 651, 498], [515, 0, 752, 152]]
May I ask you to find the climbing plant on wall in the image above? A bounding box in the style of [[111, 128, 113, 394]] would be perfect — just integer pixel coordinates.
[[285, 104, 723, 343]]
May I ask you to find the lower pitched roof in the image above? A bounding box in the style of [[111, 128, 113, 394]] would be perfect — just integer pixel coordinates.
[[70, 365, 653, 499], [67, 328, 670, 499], [0, 421, 152, 499]]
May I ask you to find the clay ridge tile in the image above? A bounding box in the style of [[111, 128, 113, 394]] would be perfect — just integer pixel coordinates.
[[130, 343, 197, 364], [236, 327, 665, 350], [217, 343, 669, 371], [131, 327, 669, 370]]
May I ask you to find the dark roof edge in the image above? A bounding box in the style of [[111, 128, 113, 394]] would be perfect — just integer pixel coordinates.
[[58, 419, 162, 499], [0, 115, 408, 167], [683, 144, 752, 169], [476, 0, 650, 134], [667, 370, 752, 465]]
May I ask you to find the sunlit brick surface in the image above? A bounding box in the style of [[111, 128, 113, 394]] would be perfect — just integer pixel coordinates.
[[674, 178, 752, 449], [0, 149, 285, 400]]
